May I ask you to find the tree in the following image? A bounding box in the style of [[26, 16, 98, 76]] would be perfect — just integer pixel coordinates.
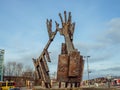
[[4, 61, 34, 77], [4, 61, 23, 76], [22, 65, 34, 78]]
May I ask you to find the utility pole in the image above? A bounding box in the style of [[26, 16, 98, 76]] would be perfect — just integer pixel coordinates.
[[0, 49, 5, 81], [84, 56, 90, 87]]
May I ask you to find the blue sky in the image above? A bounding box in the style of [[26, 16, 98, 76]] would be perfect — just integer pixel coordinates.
[[0, 0, 120, 80]]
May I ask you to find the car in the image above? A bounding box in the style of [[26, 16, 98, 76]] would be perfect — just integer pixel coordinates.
[[0, 81, 16, 90], [10, 87, 20, 90]]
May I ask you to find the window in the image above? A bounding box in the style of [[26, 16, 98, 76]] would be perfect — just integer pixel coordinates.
[[2, 83, 6, 86], [8, 83, 13, 86], [0, 55, 3, 59]]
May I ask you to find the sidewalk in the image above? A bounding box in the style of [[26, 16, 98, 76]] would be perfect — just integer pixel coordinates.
[[20, 87, 32, 90], [20, 86, 43, 90]]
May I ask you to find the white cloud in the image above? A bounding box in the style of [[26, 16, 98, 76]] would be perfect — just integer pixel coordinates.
[[98, 18, 120, 45]]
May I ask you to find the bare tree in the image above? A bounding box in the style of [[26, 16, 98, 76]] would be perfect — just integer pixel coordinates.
[[6, 62, 12, 76], [4, 61, 35, 82], [16, 63, 23, 76], [4, 61, 24, 76], [22, 65, 34, 77]]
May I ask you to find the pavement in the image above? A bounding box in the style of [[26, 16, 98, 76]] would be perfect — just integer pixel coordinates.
[[20, 87, 32, 90], [20, 86, 43, 90], [19, 85, 120, 90]]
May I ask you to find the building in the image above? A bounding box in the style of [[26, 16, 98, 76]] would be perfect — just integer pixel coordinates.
[[0, 49, 5, 81]]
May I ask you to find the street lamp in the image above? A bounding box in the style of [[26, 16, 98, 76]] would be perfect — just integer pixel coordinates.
[[107, 74, 112, 88], [84, 56, 90, 87], [0, 49, 5, 81]]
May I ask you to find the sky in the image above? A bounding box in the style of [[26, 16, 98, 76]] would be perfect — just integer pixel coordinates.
[[0, 0, 120, 80]]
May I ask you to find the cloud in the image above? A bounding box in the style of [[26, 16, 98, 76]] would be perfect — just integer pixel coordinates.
[[98, 18, 120, 45], [106, 18, 120, 44], [75, 18, 120, 64], [48, 17, 120, 76], [93, 66, 120, 76], [103, 66, 120, 72], [83, 66, 120, 80], [4, 46, 43, 68]]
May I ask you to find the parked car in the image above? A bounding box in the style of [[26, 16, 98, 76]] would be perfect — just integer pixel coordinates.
[[0, 81, 19, 90]]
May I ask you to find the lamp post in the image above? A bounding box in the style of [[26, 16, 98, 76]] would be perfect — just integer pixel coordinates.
[[107, 74, 112, 88], [84, 56, 90, 87], [0, 49, 5, 81]]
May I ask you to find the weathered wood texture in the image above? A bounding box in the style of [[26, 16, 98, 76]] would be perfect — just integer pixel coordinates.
[[56, 11, 84, 88]]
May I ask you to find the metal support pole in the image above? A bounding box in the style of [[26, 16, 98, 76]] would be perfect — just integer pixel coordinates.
[[87, 56, 90, 87], [0, 49, 5, 81], [84, 56, 90, 87]]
